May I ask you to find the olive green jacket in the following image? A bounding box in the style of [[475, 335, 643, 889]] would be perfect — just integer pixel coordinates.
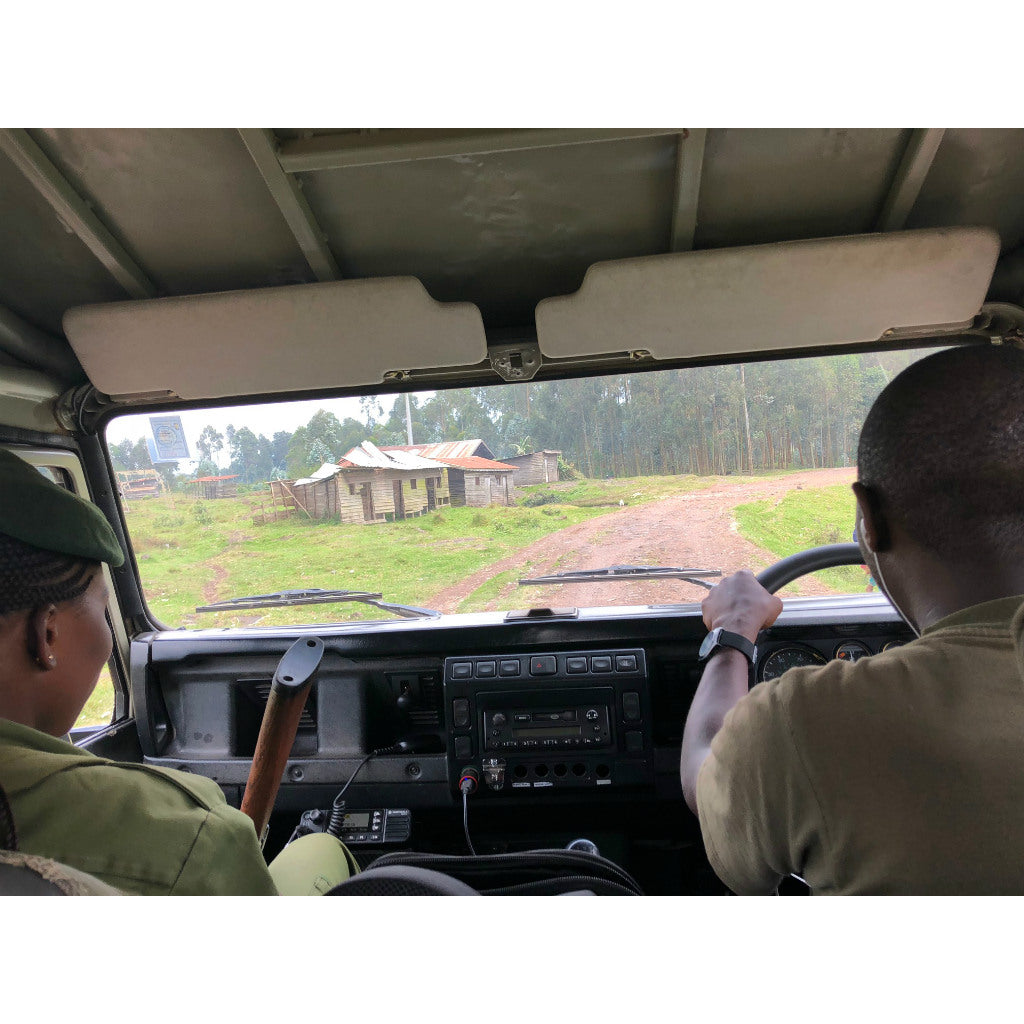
[[0, 719, 277, 895]]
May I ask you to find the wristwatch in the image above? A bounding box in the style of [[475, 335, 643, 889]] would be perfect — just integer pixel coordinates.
[[698, 627, 756, 664]]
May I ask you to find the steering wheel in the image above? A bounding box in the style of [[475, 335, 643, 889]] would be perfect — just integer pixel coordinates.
[[755, 543, 864, 595]]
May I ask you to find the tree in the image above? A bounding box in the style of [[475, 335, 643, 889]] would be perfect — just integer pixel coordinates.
[[196, 426, 225, 464]]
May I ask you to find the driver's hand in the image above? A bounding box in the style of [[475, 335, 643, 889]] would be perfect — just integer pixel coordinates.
[[701, 570, 783, 643]]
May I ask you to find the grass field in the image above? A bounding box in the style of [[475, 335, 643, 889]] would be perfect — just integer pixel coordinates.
[[734, 483, 868, 593]]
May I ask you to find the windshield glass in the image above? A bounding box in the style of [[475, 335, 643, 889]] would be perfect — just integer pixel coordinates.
[[106, 349, 937, 629]]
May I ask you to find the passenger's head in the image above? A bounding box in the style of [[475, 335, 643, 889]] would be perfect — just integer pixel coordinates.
[[0, 449, 123, 736], [856, 344, 1024, 564]]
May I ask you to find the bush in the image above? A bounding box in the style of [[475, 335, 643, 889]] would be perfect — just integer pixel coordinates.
[[153, 513, 185, 530], [522, 490, 560, 507], [557, 457, 582, 481], [192, 501, 212, 526]]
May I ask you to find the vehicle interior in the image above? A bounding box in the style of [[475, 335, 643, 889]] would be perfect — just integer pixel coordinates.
[[2, 127, 1023, 896]]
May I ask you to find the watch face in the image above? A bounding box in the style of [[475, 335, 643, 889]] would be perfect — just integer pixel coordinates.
[[699, 629, 721, 659]]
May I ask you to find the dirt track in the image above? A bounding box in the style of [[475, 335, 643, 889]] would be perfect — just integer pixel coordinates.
[[430, 468, 858, 614]]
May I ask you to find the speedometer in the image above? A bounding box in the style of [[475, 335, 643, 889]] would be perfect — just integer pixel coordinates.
[[759, 645, 827, 681]]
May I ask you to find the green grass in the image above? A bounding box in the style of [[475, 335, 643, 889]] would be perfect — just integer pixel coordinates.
[[124, 494, 614, 628], [733, 483, 868, 594], [518, 472, 767, 508], [76, 665, 115, 729]]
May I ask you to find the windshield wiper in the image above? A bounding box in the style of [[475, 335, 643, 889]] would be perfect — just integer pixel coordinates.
[[195, 589, 440, 619], [518, 565, 721, 590]]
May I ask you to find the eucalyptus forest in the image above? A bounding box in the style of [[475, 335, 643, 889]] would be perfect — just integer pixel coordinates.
[[108, 349, 929, 485]]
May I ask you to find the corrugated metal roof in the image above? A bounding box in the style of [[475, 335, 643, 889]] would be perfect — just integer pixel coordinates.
[[192, 474, 239, 482], [294, 462, 344, 485], [338, 440, 446, 471], [439, 456, 517, 472], [381, 440, 492, 460]]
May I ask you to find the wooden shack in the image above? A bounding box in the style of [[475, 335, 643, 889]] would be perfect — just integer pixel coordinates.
[[187, 474, 239, 499], [501, 450, 561, 485], [264, 443, 451, 524], [378, 442, 517, 507]]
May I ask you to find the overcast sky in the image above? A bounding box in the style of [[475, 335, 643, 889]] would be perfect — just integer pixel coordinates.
[[105, 393, 402, 470]]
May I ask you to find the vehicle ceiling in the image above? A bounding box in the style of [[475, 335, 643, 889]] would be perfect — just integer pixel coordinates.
[[1, 128, 1023, 393]]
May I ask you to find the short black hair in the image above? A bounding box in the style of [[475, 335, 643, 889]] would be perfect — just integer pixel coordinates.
[[857, 344, 1024, 560], [0, 532, 98, 616]]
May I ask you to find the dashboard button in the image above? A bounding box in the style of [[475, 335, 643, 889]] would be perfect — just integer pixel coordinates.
[[566, 656, 588, 673], [625, 730, 644, 752], [622, 692, 641, 721], [452, 698, 470, 727], [477, 660, 496, 677], [615, 655, 638, 672], [499, 659, 521, 676], [590, 656, 612, 672], [530, 656, 557, 676], [454, 736, 472, 759], [452, 662, 473, 679]]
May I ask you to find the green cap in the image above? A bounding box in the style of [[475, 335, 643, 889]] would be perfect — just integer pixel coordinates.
[[0, 448, 124, 567]]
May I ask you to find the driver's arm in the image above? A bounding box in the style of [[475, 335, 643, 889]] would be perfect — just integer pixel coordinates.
[[681, 571, 782, 813]]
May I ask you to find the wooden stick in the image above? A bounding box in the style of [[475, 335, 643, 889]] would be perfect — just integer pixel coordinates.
[[240, 636, 324, 843]]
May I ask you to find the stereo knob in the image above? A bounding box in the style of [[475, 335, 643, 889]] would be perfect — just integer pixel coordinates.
[[492, 712, 507, 727]]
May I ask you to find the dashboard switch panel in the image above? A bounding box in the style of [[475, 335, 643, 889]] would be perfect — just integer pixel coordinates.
[[444, 649, 652, 796]]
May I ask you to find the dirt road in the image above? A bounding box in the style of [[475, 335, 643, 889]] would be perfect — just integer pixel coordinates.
[[430, 468, 858, 613]]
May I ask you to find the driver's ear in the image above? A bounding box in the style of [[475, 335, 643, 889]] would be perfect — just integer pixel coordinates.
[[852, 482, 890, 553]]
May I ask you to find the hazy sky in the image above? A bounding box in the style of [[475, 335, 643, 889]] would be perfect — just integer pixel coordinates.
[[105, 393, 401, 470]]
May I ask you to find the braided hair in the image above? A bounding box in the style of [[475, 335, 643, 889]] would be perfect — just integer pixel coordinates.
[[0, 532, 98, 616]]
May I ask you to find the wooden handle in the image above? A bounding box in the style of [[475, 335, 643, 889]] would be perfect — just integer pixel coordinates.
[[240, 636, 324, 839]]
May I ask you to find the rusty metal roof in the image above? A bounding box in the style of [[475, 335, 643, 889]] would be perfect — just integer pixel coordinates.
[[432, 456, 516, 472]]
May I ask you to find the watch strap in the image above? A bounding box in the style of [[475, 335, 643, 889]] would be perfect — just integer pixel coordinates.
[[701, 628, 756, 663]]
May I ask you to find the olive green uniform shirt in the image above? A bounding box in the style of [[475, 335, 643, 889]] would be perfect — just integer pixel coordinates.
[[0, 719, 277, 895], [697, 596, 1024, 895]]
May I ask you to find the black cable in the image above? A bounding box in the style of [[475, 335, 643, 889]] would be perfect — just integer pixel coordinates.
[[461, 788, 476, 856], [326, 746, 398, 837]]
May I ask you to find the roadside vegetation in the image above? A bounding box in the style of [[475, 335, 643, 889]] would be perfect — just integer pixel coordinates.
[[733, 483, 868, 594]]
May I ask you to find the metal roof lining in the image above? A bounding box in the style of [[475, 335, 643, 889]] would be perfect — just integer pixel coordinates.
[[2, 128, 1024, 395]]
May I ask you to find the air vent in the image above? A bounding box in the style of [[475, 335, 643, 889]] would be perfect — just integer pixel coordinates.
[[245, 678, 317, 730], [391, 671, 442, 728]]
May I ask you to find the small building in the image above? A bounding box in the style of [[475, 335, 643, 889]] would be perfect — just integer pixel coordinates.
[[437, 456, 518, 507], [116, 468, 162, 498], [265, 442, 451, 524], [379, 441, 517, 507], [187, 474, 239, 499], [501, 450, 561, 485]]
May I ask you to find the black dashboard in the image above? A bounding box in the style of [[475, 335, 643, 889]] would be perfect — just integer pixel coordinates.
[[123, 594, 912, 894]]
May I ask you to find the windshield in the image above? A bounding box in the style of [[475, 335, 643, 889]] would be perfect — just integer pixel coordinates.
[[106, 350, 936, 629]]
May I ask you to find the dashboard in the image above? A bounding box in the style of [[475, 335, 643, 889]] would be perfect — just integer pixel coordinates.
[[122, 593, 912, 894]]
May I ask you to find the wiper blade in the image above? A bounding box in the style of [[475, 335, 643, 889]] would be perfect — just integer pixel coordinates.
[[195, 588, 440, 619], [518, 565, 721, 590]]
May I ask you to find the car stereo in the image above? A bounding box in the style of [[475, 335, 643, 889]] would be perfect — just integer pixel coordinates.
[[443, 649, 652, 795]]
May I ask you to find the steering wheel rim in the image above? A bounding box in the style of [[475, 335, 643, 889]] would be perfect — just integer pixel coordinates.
[[755, 543, 864, 595]]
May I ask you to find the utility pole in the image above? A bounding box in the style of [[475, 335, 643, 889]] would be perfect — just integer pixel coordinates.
[[404, 392, 414, 445], [740, 365, 753, 474]]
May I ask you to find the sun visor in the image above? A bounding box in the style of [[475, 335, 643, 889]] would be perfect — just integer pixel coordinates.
[[63, 278, 487, 401], [535, 228, 1001, 359]]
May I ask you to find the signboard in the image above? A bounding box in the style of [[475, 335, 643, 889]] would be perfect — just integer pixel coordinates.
[[149, 415, 189, 462]]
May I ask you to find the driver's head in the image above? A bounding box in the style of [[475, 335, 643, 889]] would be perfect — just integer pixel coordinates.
[[856, 344, 1024, 563]]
